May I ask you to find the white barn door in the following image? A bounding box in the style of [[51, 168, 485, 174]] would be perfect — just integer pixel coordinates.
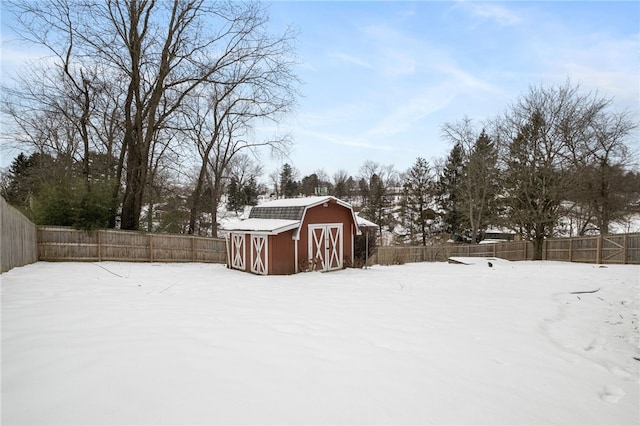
[[308, 224, 343, 271], [230, 233, 245, 270], [251, 235, 268, 275]]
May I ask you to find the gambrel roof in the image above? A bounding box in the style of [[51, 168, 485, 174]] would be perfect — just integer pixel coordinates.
[[249, 205, 305, 221], [223, 196, 361, 237]]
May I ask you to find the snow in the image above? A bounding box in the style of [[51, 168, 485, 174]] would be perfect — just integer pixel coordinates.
[[221, 218, 300, 233], [1, 260, 639, 425], [355, 213, 378, 229], [254, 196, 339, 208]]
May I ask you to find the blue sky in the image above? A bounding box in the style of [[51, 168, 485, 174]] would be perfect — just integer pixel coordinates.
[[1, 1, 639, 179], [264, 0, 639, 178]]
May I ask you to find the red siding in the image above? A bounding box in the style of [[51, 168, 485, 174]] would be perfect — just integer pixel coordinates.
[[298, 200, 355, 267], [229, 198, 357, 275], [269, 230, 296, 275]]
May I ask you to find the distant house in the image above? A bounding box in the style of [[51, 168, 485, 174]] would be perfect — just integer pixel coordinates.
[[480, 228, 519, 243], [222, 196, 361, 275]]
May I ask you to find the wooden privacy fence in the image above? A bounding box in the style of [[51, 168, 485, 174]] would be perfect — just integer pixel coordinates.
[[38, 227, 227, 263], [376, 240, 534, 265], [376, 234, 640, 265], [1, 197, 38, 273], [544, 234, 640, 264]]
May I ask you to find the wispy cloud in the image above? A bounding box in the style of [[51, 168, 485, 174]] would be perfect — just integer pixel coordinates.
[[527, 30, 640, 110], [453, 1, 523, 27], [328, 52, 374, 69], [365, 86, 456, 138], [296, 128, 398, 152]]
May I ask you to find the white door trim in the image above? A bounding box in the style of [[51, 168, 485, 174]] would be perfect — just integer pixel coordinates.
[[308, 223, 343, 271], [231, 233, 245, 270], [251, 234, 268, 275]]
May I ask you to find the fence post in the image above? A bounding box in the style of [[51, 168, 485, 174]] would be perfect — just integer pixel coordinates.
[[568, 237, 573, 263], [544, 239, 548, 260], [149, 234, 154, 262], [191, 236, 196, 262], [97, 230, 102, 262], [623, 234, 628, 264], [596, 235, 602, 264]]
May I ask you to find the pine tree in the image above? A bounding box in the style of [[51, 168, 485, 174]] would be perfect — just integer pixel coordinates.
[[226, 175, 259, 214], [459, 130, 500, 242], [401, 157, 434, 245], [279, 163, 298, 197], [300, 173, 319, 196], [3, 152, 55, 208], [226, 178, 244, 214], [437, 143, 465, 240], [242, 176, 259, 207], [503, 111, 565, 258]]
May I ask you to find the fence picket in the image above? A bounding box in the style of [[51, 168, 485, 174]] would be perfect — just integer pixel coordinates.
[[376, 234, 640, 265], [37, 227, 227, 264], [1, 197, 38, 273]]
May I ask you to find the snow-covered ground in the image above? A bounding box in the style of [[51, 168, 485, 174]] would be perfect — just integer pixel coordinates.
[[2, 260, 639, 425]]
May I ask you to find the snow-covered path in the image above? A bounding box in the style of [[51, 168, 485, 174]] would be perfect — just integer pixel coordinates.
[[2, 260, 638, 425]]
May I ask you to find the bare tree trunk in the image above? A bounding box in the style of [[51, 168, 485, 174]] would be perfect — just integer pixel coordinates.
[[188, 164, 209, 235], [210, 176, 225, 238], [533, 235, 545, 260]]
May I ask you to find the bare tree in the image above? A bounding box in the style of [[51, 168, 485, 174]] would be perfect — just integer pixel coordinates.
[[182, 34, 298, 236], [264, 170, 278, 198], [496, 81, 623, 258], [357, 161, 397, 238], [227, 154, 264, 189], [5, 0, 299, 231], [441, 118, 499, 242], [332, 169, 351, 201], [568, 108, 638, 234], [96, 0, 270, 230]]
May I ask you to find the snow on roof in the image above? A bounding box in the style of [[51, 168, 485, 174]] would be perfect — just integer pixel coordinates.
[[255, 196, 337, 208], [223, 196, 361, 237], [356, 214, 378, 228], [221, 218, 300, 234]]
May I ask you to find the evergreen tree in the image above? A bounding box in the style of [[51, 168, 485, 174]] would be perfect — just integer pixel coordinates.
[[242, 176, 259, 207], [459, 130, 500, 242], [300, 173, 319, 196], [357, 178, 370, 207], [331, 170, 354, 201], [400, 157, 434, 245], [279, 163, 298, 197], [437, 143, 465, 240], [360, 173, 394, 236], [2, 152, 55, 208], [502, 111, 565, 259], [226, 175, 259, 214], [226, 178, 244, 214]]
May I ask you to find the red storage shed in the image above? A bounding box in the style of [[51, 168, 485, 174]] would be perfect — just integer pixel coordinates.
[[222, 196, 361, 275]]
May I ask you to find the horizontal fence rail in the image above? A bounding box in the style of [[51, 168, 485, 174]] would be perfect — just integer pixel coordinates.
[[376, 234, 640, 266], [38, 227, 227, 264]]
